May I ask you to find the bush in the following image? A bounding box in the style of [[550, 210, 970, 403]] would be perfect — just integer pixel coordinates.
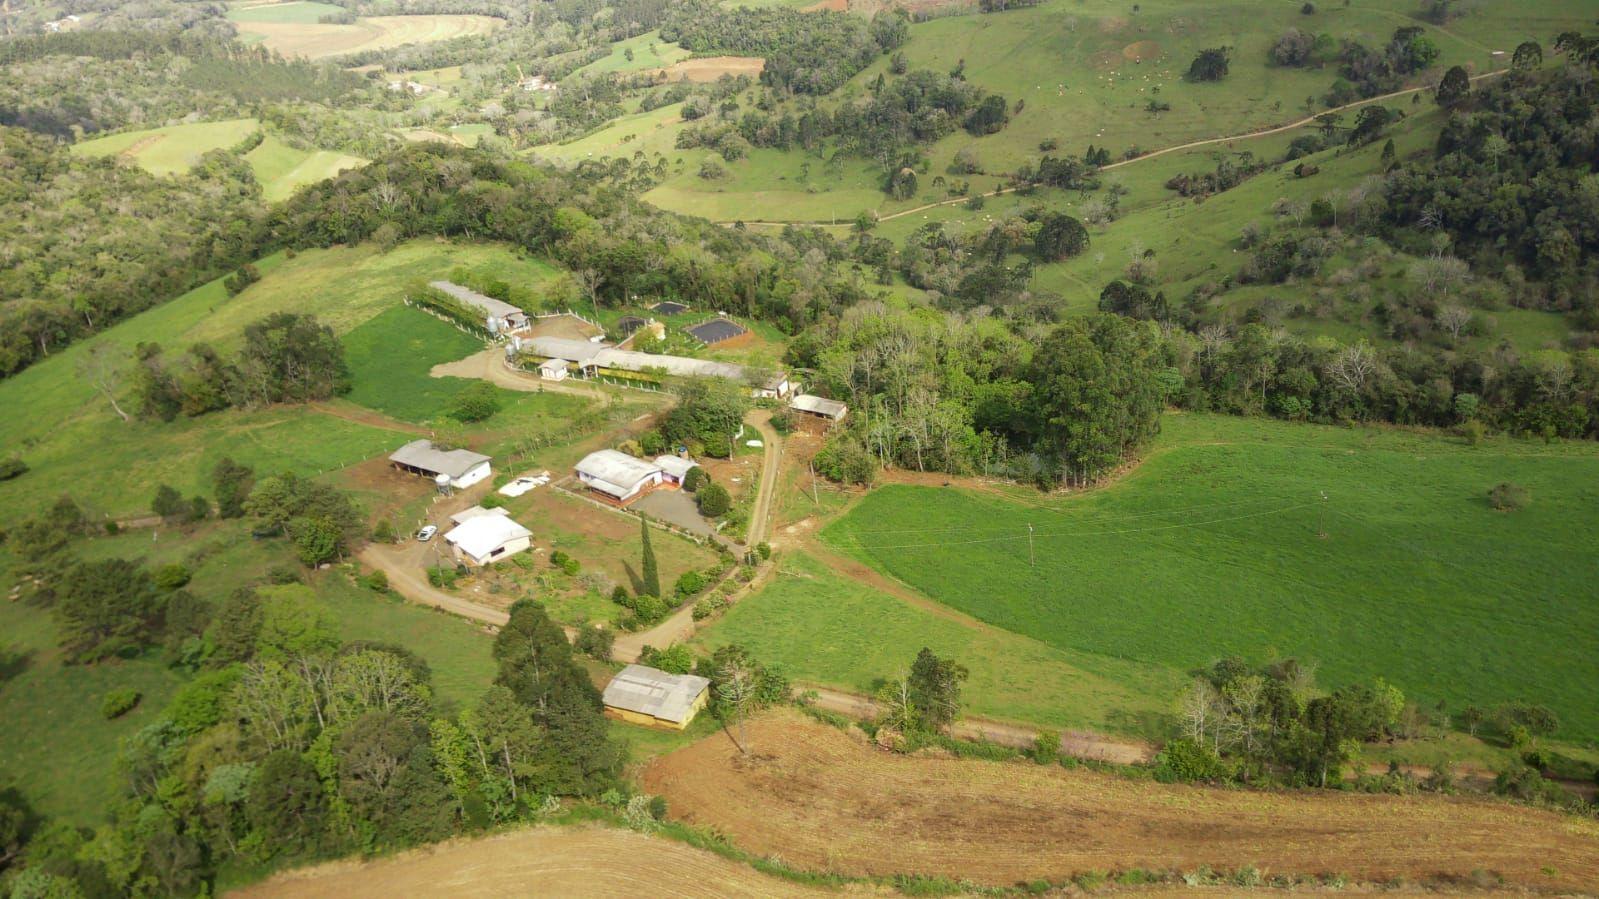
[[696, 483, 732, 517], [1031, 728, 1060, 765], [0, 457, 26, 481], [756, 541, 771, 560], [359, 569, 389, 591], [371, 519, 397, 543], [550, 550, 580, 576], [152, 563, 192, 592], [426, 566, 460, 588], [449, 381, 501, 423], [1153, 738, 1232, 783], [675, 569, 707, 598], [101, 688, 141, 719], [633, 594, 667, 623], [1488, 482, 1529, 511], [479, 493, 506, 509], [611, 585, 632, 606], [575, 625, 615, 661], [682, 466, 708, 493]]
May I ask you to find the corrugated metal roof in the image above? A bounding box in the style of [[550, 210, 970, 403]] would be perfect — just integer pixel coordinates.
[[428, 281, 526, 322], [654, 455, 700, 479], [603, 664, 710, 723], [449, 505, 510, 525], [524, 337, 749, 381], [790, 394, 847, 420], [576, 449, 661, 494], [687, 318, 748, 345], [389, 440, 492, 478], [444, 514, 531, 559]]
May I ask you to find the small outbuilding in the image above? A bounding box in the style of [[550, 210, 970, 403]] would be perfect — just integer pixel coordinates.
[[653, 454, 700, 486], [615, 315, 648, 337], [602, 664, 711, 730], [574, 449, 663, 504], [538, 357, 569, 381], [443, 514, 532, 566], [790, 394, 848, 423], [754, 371, 793, 400], [389, 440, 493, 488], [448, 505, 510, 526]]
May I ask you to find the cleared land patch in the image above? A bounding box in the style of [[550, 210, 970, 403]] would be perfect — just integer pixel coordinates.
[[71, 118, 258, 176], [232, 824, 834, 897], [645, 710, 1599, 890], [233, 14, 503, 59], [824, 414, 1599, 741], [646, 56, 766, 83]]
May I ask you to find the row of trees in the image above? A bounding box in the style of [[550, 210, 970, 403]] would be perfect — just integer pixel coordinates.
[[661, 2, 905, 95]]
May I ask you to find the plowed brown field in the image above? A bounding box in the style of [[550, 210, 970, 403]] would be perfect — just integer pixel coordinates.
[[643, 711, 1599, 891], [231, 824, 847, 897]]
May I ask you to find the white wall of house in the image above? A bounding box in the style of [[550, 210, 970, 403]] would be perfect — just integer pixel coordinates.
[[454, 533, 531, 566], [452, 462, 492, 489]]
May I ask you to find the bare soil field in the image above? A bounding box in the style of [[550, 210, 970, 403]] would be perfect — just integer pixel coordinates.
[[644, 710, 1599, 891], [231, 824, 846, 897], [240, 14, 503, 60], [647, 56, 765, 83], [526, 312, 603, 341]]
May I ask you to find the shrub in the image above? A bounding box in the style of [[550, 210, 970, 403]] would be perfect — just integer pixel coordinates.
[[674, 569, 707, 598], [756, 541, 771, 560], [1031, 728, 1060, 765], [696, 483, 732, 517], [1153, 738, 1232, 783], [639, 643, 694, 674], [152, 563, 192, 592], [426, 566, 459, 588], [611, 585, 632, 606], [359, 569, 389, 591], [550, 550, 580, 576], [449, 382, 501, 423], [575, 625, 615, 661], [0, 457, 26, 481], [371, 519, 397, 543], [682, 466, 708, 493], [101, 688, 141, 719], [1488, 482, 1529, 511], [633, 593, 667, 623]]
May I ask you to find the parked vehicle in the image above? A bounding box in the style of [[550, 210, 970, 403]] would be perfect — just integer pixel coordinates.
[[417, 525, 438, 541]]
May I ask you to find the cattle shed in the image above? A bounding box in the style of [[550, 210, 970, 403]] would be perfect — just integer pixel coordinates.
[[686, 317, 748, 345], [574, 449, 664, 504], [389, 440, 493, 488], [428, 280, 529, 333], [790, 394, 848, 422], [603, 664, 711, 729]]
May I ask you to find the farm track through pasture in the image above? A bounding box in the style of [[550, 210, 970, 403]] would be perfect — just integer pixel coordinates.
[[715, 70, 1509, 227], [645, 709, 1599, 892]]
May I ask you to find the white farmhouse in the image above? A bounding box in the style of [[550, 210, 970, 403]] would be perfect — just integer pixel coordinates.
[[444, 514, 532, 566], [574, 449, 663, 504]]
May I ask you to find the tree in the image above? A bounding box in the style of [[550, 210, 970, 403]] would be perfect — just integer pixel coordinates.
[[152, 484, 187, 522], [696, 482, 732, 517], [448, 381, 500, 423], [663, 377, 749, 457], [1187, 46, 1232, 81], [963, 95, 1009, 135], [887, 167, 918, 200], [238, 312, 350, 405], [245, 750, 327, 851], [289, 516, 343, 567], [1348, 104, 1394, 145], [640, 518, 661, 599], [55, 558, 162, 662], [1511, 40, 1542, 71], [1435, 65, 1469, 107], [76, 341, 131, 423], [1034, 212, 1089, 261], [212, 456, 256, 519], [1029, 315, 1167, 484], [906, 647, 967, 732], [1458, 705, 1484, 736]]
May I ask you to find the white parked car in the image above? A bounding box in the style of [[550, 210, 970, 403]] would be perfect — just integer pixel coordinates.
[[416, 525, 438, 542]]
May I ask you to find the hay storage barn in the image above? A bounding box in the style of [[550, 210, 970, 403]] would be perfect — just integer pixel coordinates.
[[574, 449, 663, 504], [603, 664, 711, 729], [790, 394, 848, 423], [389, 440, 493, 488]]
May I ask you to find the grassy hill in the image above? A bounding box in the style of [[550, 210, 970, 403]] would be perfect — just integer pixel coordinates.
[[817, 413, 1599, 741]]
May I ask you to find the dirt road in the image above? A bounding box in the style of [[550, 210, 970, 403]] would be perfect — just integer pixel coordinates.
[[357, 543, 508, 627], [430, 348, 626, 402], [743, 411, 782, 548]]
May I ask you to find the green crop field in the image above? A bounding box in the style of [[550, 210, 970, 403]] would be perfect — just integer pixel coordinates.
[[225, 0, 345, 24], [575, 30, 690, 77], [697, 551, 1182, 732], [72, 118, 260, 176], [823, 414, 1599, 741], [244, 134, 366, 202]]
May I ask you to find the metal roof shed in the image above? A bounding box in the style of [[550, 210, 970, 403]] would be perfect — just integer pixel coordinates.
[[602, 664, 711, 729]]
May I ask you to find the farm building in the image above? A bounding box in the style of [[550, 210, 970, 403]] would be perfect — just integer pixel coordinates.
[[654, 455, 700, 486], [428, 280, 529, 333], [602, 664, 711, 729], [389, 440, 493, 488], [575, 449, 664, 504], [538, 357, 568, 380], [755, 371, 794, 399], [448, 505, 509, 526], [444, 514, 532, 566], [651, 301, 689, 316], [523, 336, 747, 382], [790, 394, 848, 423], [686, 317, 748, 346]]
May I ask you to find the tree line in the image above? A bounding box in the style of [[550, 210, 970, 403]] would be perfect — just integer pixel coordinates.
[[660, 2, 906, 96]]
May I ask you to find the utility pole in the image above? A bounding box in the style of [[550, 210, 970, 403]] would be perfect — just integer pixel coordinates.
[[1027, 523, 1035, 567], [1317, 490, 1328, 539]]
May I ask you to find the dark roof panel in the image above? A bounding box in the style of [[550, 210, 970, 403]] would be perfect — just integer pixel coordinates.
[[651, 301, 689, 316], [616, 316, 647, 336], [687, 318, 748, 345]]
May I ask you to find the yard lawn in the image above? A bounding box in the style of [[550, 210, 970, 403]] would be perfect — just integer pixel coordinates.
[[696, 551, 1182, 734], [824, 413, 1599, 741]]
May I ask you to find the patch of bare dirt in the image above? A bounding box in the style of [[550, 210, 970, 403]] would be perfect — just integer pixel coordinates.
[[232, 824, 846, 897], [644, 710, 1599, 891], [118, 133, 164, 158], [646, 56, 765, 83], [525, 312, 602, 341], [1123, 39, 1162, 62]]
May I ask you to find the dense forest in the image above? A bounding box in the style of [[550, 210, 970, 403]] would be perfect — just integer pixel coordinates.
[[661, 2, 906, 95]]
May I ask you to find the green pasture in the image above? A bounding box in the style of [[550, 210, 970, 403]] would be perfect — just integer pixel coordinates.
[[698, 551, 1182, 733], [72, 118, 259, 176], [824, 414, 1599, 741], [225, 0, 345, 24], [244, 134, 366, 202], [574, 30, 690, 77]]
